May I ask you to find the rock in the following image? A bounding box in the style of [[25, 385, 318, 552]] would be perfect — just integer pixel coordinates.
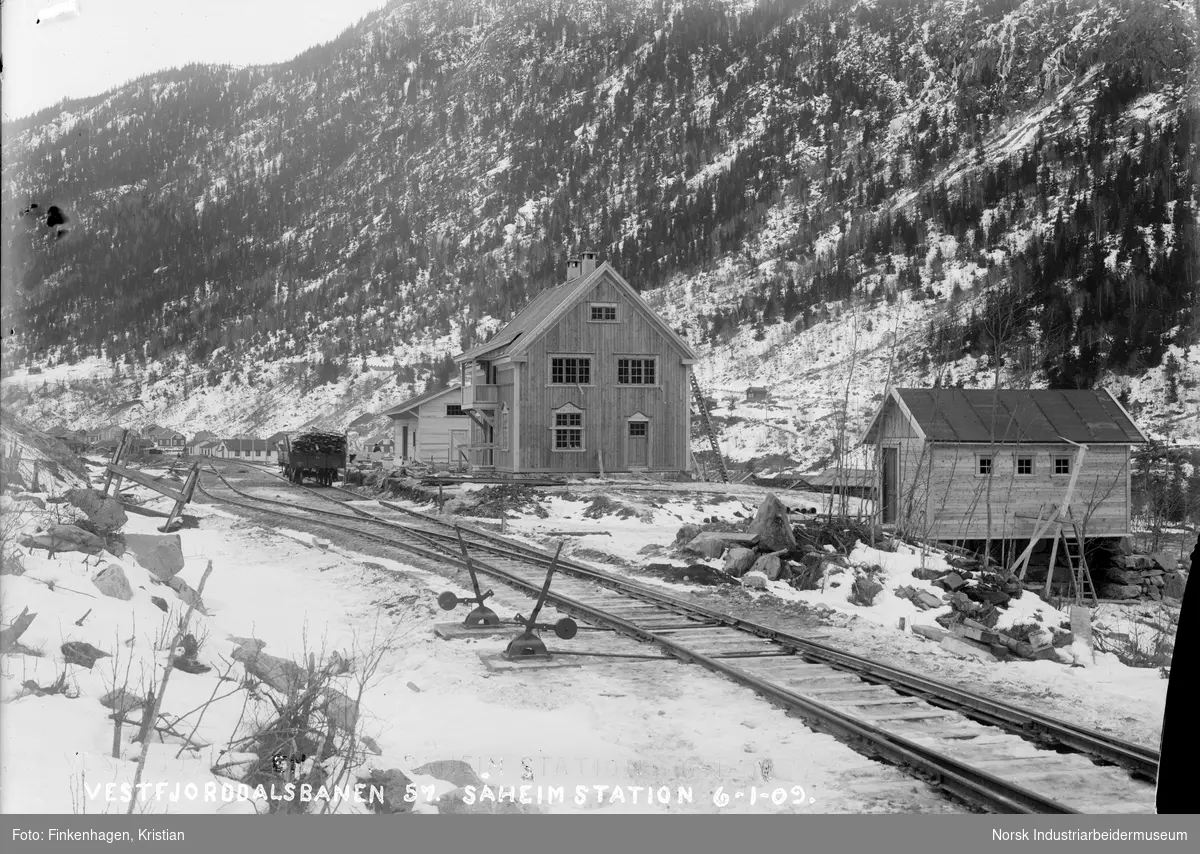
[[168, 576, 208, 614], [723, 547, 757, 577], [741, 571, 769, 590], [1147, 584, 1163, 601], [172, 657, 212, 675], [911, 624, 948, 642], [750, 550, 786, 581], [13, 493, 46, 509], [1097, 582, 1141, 600], [62, 641, 111, 669], [788, 562, 823, 591], [1103, 567, 1142, 585], [849, 576, 883, 606], [935, 572, 968, 591], [231, 646, 305, 693], [748, 494, 796, 553], [1162, 572, 1186, 600], [123, 533, 185, 580], [912, 567, 953, 581], [359, 769, 414, 814], [100, 688, 146, 715], [326, 688, 359, 732], [0, 606, 37, 652], [412, 760, 484, 789], [20, 524, 105, 555], [683, 532, 730, 559], [150, 596, 169, 612], [64, 488, 127, 533], [914, 590, 944, 610], [940, 636, 1000, 662], [92, 563, 133, 600]]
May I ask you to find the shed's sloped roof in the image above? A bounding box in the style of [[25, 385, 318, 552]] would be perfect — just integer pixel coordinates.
[[382, 384, 462, 418], [892, 388, 1147, 444]]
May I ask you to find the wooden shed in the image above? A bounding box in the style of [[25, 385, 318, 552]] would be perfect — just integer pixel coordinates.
[[859, 387, 1148, 542], [745, 386, 770, 403], [452, 252, 698, 475], [383, 384, 470, 467]]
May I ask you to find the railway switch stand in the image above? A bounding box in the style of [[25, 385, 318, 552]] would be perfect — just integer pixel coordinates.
[[503, 541, 577, 660], [437, 527, 503, 628]]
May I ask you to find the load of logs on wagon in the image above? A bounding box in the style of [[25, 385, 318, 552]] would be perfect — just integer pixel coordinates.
[[281, 430, 347, 487]]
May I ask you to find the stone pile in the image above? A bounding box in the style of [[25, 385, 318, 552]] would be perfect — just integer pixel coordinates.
[[679, 494, 802, 589], [1099, 553, 1187, 601]]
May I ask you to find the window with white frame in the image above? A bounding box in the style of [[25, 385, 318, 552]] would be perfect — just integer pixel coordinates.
[[553, 408, 584, 451], [1016, 456, 1033, 476], [1054, 456, 1071, 475], [977, 456, 992, 476], [617, 357, 656, 385], [550, 357, 591, 385], [589, 303, 618, 322]]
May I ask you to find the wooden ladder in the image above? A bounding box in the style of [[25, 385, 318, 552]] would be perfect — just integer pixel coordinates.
[[1061, 521, 1097, 606], [690, 373, 729, 483]]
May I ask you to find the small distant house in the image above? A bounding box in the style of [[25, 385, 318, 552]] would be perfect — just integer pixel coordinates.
[[383, 385, 469, 466], [860, 387, 1148, 542], [147, 427, 186, 448], [87, 424, 127, 444], [365, 433, 395, 459], [745, 386, 770, 403], [198, 440, 220, 457], [215, 438, 275, 462]]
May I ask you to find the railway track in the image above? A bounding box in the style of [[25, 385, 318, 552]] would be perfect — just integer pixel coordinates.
[[195, 460, 1159, 815]]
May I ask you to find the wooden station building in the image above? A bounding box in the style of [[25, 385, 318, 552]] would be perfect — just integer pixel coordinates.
[[860, 387, 1148, 543], [451, 252, 698, 476]]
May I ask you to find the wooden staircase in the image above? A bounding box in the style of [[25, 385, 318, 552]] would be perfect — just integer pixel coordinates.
[[690, 373, 729, 483]]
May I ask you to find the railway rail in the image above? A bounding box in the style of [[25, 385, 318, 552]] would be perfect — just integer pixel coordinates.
[[195, 459, 1159, 815]]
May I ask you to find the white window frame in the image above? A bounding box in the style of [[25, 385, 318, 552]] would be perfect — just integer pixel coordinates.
[[551, 403, 585, 453], [1053, 456, 1071, 476], [1015, 455, 1034, 476], [976, 454, 993, 477]]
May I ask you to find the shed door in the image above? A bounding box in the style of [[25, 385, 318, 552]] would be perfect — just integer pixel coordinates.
[[627, 421, 649, 468], [450, 430, 469, 466], [881, 447, 899, 524]]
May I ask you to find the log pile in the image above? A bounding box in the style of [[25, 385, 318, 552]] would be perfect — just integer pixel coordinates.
[[291, 431, 346, 457]]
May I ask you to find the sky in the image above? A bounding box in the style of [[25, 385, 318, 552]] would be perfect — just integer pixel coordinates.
[[1, 0, 393, 121]]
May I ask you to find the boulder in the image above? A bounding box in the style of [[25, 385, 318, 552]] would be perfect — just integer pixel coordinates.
[[1103, 567, 1142, 585], [1146, 585, 1163, 602], [683, 532, 730, 559], [123, 533, 185, 581], [750, 550, 787, 581], [231, 645, 305, 693], [748, 494, 796, 553], [1162, 572, 1186, 600], [62, 641, 111, 669], [92, 563, 133, 601], [412, 760, 484, 789], [1150, 552, 1178, 572], [940, 635, 1000, 662], [358, 769, 414, 814], [723, 547, 757, 577], [64, 488, 127, 534], [100, 688, 146, 716], [912, 567, 953, 581], [741, 571, 769, 590], [19, 524, 105, 555], [1097, 582, 1141, 600]]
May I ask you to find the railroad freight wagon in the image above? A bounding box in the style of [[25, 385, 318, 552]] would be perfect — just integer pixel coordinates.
[[280, 431, 349, 486]]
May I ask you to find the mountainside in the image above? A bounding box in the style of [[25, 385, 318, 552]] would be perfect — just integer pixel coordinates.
[[2, 0, 1198, 466]]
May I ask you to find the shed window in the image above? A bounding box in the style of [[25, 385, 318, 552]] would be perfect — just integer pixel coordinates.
[[553, 411, 584, 450], [446, 404, 464, 416], [589, 303, 618, 322], [550, 357, 591, 385], [1016, 457, 1033, 476], [629, 421, 647, 437], [617, 358, 656, 385], [1054, 457, 1071, 475], [977, 456, 992, 476]]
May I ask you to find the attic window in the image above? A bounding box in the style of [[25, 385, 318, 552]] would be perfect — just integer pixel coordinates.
[[589, 303, 618, 322]]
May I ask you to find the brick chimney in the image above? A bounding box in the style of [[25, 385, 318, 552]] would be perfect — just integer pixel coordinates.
[[566, 256, 582, 281], [579, 250, 598, 276]]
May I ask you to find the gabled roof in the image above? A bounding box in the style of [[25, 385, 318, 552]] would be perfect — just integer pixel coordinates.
[[199, 440, 221, 450], [383, 384, 462, 418], [454, 262, 699, 364], [860, 387, 1148, 445]]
